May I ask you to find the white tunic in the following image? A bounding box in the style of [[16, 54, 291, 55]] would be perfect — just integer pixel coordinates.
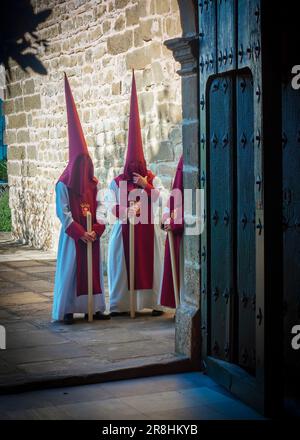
[[105, 177, 167, 313], [52, 181, 106, 321]]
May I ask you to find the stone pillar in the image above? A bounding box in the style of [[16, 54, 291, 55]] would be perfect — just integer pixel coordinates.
[[0, 66, 5, 101], [164, 35, 201, 364]]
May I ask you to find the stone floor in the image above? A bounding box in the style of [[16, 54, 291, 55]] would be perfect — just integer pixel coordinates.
[[0, 232, 56, 262], [0, 233, 177, 391], [0, 234, 264, 420], [0, 372, 263, 420]]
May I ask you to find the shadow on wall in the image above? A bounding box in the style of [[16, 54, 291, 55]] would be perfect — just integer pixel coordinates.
[[0, 0, 51, 82]]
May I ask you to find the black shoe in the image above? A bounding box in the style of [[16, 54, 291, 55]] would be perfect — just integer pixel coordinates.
[[95, 311, 111, 320], [151, 309, 164, 317], [63, 313, 74, 325], [84, 312, 111, 320], [110, 311, 130, 317]]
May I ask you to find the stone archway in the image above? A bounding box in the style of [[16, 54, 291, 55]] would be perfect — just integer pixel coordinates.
[[164, 1, 201, 364]]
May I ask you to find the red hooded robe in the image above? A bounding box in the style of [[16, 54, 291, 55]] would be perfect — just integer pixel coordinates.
[[160, 155, 184, 308], [57, 73, 104, 296], [114, 71, 158, 290]]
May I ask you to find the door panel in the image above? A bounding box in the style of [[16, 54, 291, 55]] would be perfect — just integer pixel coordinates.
[[217, 0, 236, 73], [209, 76, 234, 361], [236, 72, 256, 372], [282, 82, 300, 380]]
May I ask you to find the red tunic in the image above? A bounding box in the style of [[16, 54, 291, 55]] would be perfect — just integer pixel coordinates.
[[66, 179, 104, 296], [160, 156, 184, 308], [113, 170, 159, 290]]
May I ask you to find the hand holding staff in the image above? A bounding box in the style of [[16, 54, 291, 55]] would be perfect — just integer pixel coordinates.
[[128, 201, 136, 318], [86, 211, 93, 322]]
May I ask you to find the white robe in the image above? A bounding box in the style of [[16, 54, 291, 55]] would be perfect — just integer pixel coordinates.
[[52, 181, 106, 321], [105, 177, 166, 313]]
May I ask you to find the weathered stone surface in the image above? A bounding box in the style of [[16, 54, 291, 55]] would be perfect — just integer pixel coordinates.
[[107, 30, 133, 54], [175, 304, 201, 361], [139, 91, 154, 112], [153, 141, 174, 162], [14, 97, 24, 113], [4, 0, 183, 260], [89, 25, 103, 41], [27, 145, 37, 160], [4, 130, 16, 145], [182, 75, 198, 121], [114, 15, 125, 31], [115, 0, 131, 9], [102, 20, 111, 33], [7, 161, 21, 176], [182, 121, 199, 167], [24, 94, 41, 111], [16, 130, 30, 144], [126, 5, 140, 26], [165, 17, 181, 37], [3, 100, 14, 114], [134, 18, 162, 47], [7, 113, 27, 129], [112, 81, 122, 95], [7, 145, 25, 161], [126, 42, 161, 69], [95, 3, 106, 18], [23, 79, 35, 95], [7, 83, 22, 98], [156, 0, 170, 14], [27, 162, 38, 177], [93, 43, 107, 59]]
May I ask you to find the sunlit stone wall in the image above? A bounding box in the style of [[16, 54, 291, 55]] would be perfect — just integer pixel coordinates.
[[4, 0, 182, 261]]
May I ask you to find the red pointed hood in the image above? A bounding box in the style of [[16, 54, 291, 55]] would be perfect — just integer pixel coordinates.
[[172, 155, 183, 191], [57, 73, 97, 195], [123, 70, 147, 180], [167, 154, 183, 221]]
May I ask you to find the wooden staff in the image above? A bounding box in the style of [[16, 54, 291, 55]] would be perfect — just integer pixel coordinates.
[[129, 202, 135, 318], [86, 211, 93, 322], [168, 229, 180, 308]]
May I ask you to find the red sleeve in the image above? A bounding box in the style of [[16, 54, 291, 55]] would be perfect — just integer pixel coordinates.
[[93, 223, 105, 237], [66, 221, 85, 242], [170, 218, 184, 235], [112, 204, 127, 221], [144, 183, 160, 201]]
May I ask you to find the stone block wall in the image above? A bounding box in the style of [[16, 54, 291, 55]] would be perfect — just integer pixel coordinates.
[[0, 67, 5, 101], [4, 0, 183, 261]]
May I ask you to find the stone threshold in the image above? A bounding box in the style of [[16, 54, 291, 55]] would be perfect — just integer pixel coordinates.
[[0, 354, 200, 396]]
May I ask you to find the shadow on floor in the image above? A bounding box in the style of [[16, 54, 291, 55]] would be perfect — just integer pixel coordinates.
[[0, 372, 264, 420]]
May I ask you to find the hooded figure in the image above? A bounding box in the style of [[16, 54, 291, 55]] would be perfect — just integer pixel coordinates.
[[105, 71, 166, 316], [52, 74, 110, 324], [159, 155, 184, 309]]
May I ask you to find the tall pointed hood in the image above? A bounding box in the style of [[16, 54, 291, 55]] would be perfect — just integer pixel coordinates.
[[58, 73, 97, 195], [169, 154, 183, 221], [123, 70, 147, 180], [172, 155, 183, 192]]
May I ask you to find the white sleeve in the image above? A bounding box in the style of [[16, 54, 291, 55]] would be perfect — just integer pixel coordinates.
[[55, 182, 74, 231], [96, 184, 108, 224], [152, 176, 169, 212], [104, 180, 118, 211]]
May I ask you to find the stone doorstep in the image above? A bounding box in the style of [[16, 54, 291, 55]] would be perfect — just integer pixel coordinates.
[[0, 255, 56, 263], [0, 355, 198, 396]]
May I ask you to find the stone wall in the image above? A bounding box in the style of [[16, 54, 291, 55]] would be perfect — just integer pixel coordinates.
[[4, 0, 183, 262], [0, 67, 5, 101]]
